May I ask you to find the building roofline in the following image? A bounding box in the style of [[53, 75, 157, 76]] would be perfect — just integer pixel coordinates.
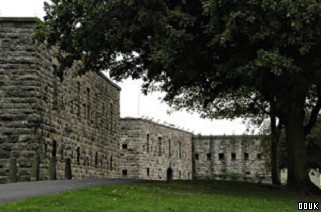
[[192, 135, 266, 139], [97, 71, 121, 91], [121, 117, 194, 135], [0, 17, 39, 23]]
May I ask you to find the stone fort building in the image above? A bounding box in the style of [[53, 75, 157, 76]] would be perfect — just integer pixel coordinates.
[[0, 17, 270, 184]]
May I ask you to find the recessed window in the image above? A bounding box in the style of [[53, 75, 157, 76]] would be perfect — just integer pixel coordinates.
[[245, 171, 251, 175], [219, 153, 224, 160], [95, 151, 98, 166], [146, 134, 150, 152], [244, 153, 249, 160], [147, 168, 150, 176], [207, 153, 211, 161], [195, 153, 199, 160], [76, 147, 80, 164], [122, 169, 127, 176], [231, 153, 236, 160], [52, 140, 57, 158], [122, 144, 128, 150], [257, 153, 262, 159]]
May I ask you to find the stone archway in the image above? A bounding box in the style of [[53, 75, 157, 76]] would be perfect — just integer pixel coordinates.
[[167, 167, 173, 181]]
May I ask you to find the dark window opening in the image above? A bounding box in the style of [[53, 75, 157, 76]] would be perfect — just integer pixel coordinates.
[[77, 82, 80, 119], [244, 153, 249, 160], [245, 171, 251, 175], [76, 147, 80, 164], [44, 143, 47, 153], [219, 153, 224, 160], [110, 103, 113, 134], [179, 171, 181, 179], [122, 144, 128, 150], [147, 168, 150, 176], [52, 140, 57, 158], [110, 156, 113, 170], [169, 139, 171, 158], [207, 153, 211, 161], [122, 169, 127, 176], [257, 153, 262, 159], [231, 153, 236, 160], [146, 134, 150, 152], [95, 151, 98, 166], [179, 142, 182, 159], [195, 153, 199, 160], [158, 137, 162, 156], [87, 88, 90, 122]]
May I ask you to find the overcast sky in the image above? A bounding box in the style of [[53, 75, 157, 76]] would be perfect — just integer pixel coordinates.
[[0, 0, 249, 135]]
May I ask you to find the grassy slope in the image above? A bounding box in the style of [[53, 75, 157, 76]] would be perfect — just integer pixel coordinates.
[[0, 180, 319, 211]]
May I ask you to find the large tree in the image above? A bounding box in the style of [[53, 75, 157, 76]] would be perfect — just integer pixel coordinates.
[[37, 0, 321, 194]]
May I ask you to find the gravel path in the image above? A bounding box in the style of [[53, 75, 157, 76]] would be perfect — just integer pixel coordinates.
[[0, 178, 151, 204]]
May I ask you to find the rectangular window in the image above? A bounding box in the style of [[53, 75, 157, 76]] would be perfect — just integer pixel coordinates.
[[122, 169, 127, 176], [146, 134, 150, 152], [231, 153, 236, 160], [158, 137, 162, 156], [76, 147, 80, 164], [219, 153, 224, 160], [110, 103, 113, 134], [195, 153, 199, 160], [95, 151, 98, 166], [52, 140, 57, 158], [257, 153, 262, 159], [147, 168, 150, 176], [207, 153, 211, 161], [77, 82, 80, 119], [244, 153, 249, 160], [168, 139, 171, 158], [122, 144, 128, 150]]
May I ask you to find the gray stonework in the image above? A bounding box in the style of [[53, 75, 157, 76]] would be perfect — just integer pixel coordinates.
[[193, 135, 270, 183], [120, 118, 193, 180], [0, 18, 121, 183], [0, 17, 272, 184]]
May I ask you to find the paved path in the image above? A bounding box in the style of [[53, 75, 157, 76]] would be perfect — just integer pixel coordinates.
[[0, 178, 151, 204]]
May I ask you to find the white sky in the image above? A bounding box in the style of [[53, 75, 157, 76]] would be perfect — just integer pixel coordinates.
[[0, 0, 248, 135]]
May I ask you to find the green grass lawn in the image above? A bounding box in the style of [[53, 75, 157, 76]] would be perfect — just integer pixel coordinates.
[[0, 180, 319, 211]]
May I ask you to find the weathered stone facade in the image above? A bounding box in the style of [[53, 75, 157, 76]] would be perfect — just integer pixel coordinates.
[[0, 18, 121, 183], [120, 118, 193, 180], [193, 135, 270, 183], [0, 17, 271, 184]]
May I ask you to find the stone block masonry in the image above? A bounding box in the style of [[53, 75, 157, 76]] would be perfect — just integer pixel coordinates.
[[0, 17, 121, 183], [120, 118, 193, 180], [0, 17, 272, 184], [193, 135, 271, 183]]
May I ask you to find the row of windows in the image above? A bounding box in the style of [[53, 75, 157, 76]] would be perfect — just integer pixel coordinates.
[[145, 134, 185, 159], [121, 168, 190, 179], [195, 152, 262, 161], [49, 81, 115, 133], [47, 141, 114, 170]]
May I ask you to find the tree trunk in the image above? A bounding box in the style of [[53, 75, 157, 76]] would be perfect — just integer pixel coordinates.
[[284, 112, 321, 195], [270, 113, 281, 185]]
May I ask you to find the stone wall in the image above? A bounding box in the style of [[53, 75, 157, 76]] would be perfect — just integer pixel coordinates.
[[120, 118, 193, 180], [0, 18, 43, 183], [193, 135, 270, 183], [0, 18, 121, 183]]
